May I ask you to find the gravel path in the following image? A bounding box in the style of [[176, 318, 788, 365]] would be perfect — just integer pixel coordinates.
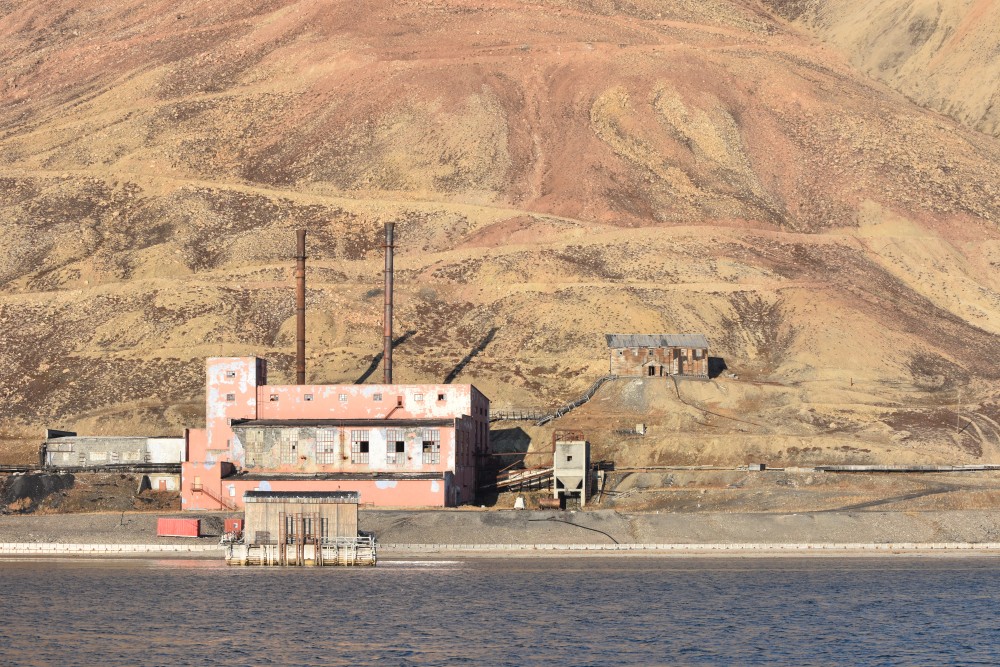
[[4, 509, 1000, 548], [361, 509, 1000, 545]]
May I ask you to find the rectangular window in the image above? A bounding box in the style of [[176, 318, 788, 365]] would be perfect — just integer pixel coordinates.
[[226, 393, 235, 402], [438, 393, 445, 401], [304, 393, 314, 401], [422, 429, 441, 464], [350, 430, 370, 464], [89, 451, 107, 462], [414, 393, 424, 402], [225, 371, 236, 378], [387, 429, 406, 465], [316, 429, 337, 465], [695, 349, 703, 359], [269, 394, 279, 402], [279, 430, 298, 464], [339, 393, 348, 402], [245, 429, 263, 467], [373, 393, 382, 402]]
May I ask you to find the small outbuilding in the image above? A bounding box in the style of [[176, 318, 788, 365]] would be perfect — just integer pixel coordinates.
[[225, 490, 375, 566], [553, 435, 590, 508], [606, 334, 709, 378], [41, 430, 185, 468]]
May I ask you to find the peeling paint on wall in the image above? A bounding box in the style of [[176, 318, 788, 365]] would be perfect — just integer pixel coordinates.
[[182, 357, 491, 509]]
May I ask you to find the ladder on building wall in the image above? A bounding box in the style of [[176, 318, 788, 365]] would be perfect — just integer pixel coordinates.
[[193, 483, 237, 511]]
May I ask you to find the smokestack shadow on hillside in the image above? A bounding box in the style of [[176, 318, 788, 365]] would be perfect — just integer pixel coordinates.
[[708, 357, 727, 379], [444, 327, 498, 384], [355, 330, 415, 384]]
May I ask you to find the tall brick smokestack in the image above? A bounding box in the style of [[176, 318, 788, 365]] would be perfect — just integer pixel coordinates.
[[383, 222, 394, 384], [295, 229, 306, 385]]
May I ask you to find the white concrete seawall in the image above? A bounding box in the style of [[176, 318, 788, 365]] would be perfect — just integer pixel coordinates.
[[0, 542, 222, 555], [4, 541, 1000, 557], [381, 542, 1000, 554]]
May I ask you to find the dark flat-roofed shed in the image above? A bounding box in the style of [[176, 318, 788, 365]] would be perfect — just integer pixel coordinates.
[[606, 333, 709, 378]]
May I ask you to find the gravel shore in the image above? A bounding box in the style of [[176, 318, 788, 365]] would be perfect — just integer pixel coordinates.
[[3, 508, 1000, 550]]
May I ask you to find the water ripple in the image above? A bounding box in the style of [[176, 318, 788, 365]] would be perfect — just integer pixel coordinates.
[[1, 557, 999, 666]]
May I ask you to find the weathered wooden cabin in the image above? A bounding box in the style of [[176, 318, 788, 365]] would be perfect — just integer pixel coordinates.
[[224, 490, 376, 566], [606, 334, 709, 378]]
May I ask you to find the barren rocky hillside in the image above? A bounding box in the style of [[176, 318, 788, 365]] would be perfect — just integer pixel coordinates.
[[764, 0, 1000, 137], [1, 0, 999, 466]]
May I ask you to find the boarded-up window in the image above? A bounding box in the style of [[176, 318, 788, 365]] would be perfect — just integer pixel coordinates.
[[351, 430, 370, 464], [316, 429, 337, 465], [422, 429, 440, 464], [89, 451, 107, 462], [387, 429, 406, 465]]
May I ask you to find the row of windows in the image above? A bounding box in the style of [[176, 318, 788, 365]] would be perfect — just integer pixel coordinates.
[[233, 392, 452, 403], [243, 428, 443, 465], [349, 429, 441, 464], [615, 348, 705, 359]]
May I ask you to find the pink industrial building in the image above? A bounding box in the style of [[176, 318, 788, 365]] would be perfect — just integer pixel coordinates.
[[181, 357, 491, 510]]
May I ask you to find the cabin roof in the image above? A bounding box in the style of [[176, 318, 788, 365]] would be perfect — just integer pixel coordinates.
[[605, 334, 709, 349]]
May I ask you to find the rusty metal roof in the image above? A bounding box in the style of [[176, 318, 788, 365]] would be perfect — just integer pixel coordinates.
[[605, 334, 709, 349]]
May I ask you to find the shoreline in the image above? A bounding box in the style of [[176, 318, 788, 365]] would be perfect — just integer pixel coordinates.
[[5, 507, 1000, 561], [4, 541, 1000, 561]]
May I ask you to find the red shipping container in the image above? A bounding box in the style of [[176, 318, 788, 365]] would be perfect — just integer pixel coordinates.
[[157, 518, 200, 538], [224, 518, 243, 534]]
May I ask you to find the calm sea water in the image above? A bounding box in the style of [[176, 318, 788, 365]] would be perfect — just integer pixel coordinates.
[[2, 556, 999, 666]]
